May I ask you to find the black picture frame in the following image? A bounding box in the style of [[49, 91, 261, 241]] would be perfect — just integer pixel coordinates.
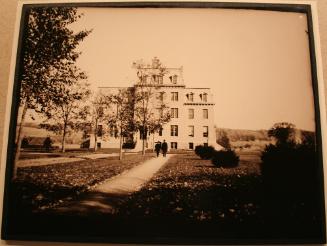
[[1, 1, 326, 244]]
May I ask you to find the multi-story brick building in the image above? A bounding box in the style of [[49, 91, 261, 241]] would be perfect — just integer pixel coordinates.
[[89, 58, 221, 151]]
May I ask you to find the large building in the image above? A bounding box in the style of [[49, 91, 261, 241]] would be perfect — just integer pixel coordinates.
[[88, 58, 221, 151]]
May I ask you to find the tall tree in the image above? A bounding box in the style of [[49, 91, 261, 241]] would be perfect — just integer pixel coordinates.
[[106, 89, 136, 160], [40, 66, 91, 152], [133, 59, 171, 155], [82, 93, 107, 152], [268, 122, 296, 146], [13, 7, 91, 178]]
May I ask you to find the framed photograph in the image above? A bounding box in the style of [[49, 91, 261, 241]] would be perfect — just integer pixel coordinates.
[[1, 1, 326, 244]]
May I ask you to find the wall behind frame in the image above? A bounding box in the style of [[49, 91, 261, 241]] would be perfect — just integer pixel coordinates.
[[0, 0, 327, 245]]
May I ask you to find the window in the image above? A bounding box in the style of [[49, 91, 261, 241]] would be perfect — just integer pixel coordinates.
[[141, 91, 149, 98], [188, 109, 194, 119], [189, 143, 194, 149], [158, 76, 163, 84], [110, 126, 118, 138], [140, 127, 148, 140], [98, 107, 104, 117], [203, 93, 208, 102], [171, 125, 178, 136], [159, 92, 164, 102], [204, 143, 208, 147], [203, 109, 208, 119], [142, 75, 148, 83], [152, 75, 156, 83], [159, 127, 163, 136], [203, 126, 209, 137], [97, 142, 101, 148], [157, 108, 163, 118], [171, 108, 178, 118], [188, 125, 194, 137], [171, 92, 178, 101], [97, 125, 103, 137], [188, 93, 194, 102], [171, 142, 178, 149], [172, 75, 178, 84]]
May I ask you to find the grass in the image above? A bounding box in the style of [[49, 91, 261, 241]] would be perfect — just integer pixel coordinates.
[[19, 148, 122, 160], [117, 152, 262, 224], [13, 153, 154, 210], [4, 150, 324, 243]]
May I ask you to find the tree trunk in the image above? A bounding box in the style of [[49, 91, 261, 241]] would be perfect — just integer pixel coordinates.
[[94, 118, 98, 152], [62, 124, 67, 153], [142, 125, 146, 156], [13, 103, 28, 180], [119, 129, 123, 160], [152, 133, 155, 152]]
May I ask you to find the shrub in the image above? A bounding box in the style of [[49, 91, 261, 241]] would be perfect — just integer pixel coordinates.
[[194, 145, 215, 160], [122, 141, 136, 149], [260, 142, 319, 220], [21, 137, 29, 148], [43, 137, 53, 151], [211, 150, 239, 168], [195, 145, 204, 156]]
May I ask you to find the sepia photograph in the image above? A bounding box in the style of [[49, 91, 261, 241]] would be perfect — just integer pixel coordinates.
[[1, 1, 326, 244]]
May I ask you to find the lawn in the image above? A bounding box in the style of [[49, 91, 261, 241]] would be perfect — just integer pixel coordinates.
[[19, 148, 122, 160], [112, 151, 264, 238], [12, 153, 154, 210], [4, 150, 323, 243]]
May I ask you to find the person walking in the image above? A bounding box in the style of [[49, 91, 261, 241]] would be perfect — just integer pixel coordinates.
[[155, 141, 161, 157], [161, 140, 168, 157]]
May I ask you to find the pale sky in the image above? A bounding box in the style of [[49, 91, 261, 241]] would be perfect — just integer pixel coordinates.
[[72, 7, 315, 131]]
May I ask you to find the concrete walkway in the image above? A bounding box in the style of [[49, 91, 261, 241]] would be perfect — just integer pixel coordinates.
[[18, 152, 136, 167], [55, 154, 174, 214], [93, 154, 174, 194]]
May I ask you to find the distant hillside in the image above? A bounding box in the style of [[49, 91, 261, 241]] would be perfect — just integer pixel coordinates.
[[22, 122, 83, 145], [216, 128, 269, 142]]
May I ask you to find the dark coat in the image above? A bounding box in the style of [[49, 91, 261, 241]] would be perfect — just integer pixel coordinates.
[[161, 142, 168, 152], [155, 143, 161, 152]]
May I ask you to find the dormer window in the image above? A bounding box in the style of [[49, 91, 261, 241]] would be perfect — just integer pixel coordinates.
[[142, 75, 148, 83], [169, 75, 178, 84], [187, 92, 194, 102], [172, 75, 178, 84], [152, 75, 159, 83], [203, 93, 208, 102], [158, 76, 163, 84]]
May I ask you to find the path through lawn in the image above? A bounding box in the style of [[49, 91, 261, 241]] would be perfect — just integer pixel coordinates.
[[13, 153, 154, 210], [54, 155, 174, 214]]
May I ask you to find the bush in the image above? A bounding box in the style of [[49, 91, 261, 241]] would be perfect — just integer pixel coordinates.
[[211, 150, 239, 168], [43, 137, 53, 151], [21, 137, 29, 148], [194, 145, 215, 160], [195, 145, 204, 156], [122, 141, 136, 149], [261, 142, 319, 221]]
